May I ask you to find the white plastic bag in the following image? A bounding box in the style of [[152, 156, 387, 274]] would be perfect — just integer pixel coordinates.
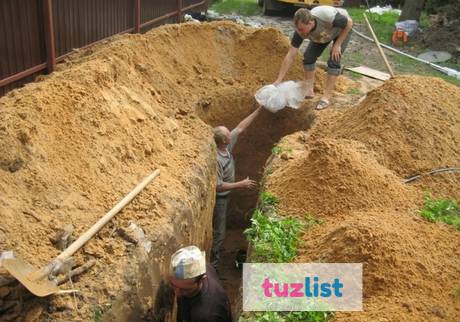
[[255, 81, 304, 113], [366, 5, 401, 16], [395, 20, 419, 37]]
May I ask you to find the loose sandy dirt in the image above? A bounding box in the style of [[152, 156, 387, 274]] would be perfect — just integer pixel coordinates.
[[264, 75, 460, 321], [1, 18, 458, 322], [0, 21, 345, 321]]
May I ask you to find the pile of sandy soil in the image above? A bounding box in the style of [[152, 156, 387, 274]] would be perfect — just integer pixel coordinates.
[[0, 21, 353, 321], [263, 75, 460, 321], [313, 76, 460, 177], [266, 138, 420, 217], [295, 210, 459, 321]]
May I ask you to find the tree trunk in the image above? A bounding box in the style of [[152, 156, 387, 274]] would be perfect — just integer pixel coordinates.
[[399, 0, 425, 21]]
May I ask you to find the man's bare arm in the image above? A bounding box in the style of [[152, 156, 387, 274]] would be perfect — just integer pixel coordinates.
[[234, 106, 262, 134], [274, 46, 298, 85], [331, 18, 353, 61], [217, 178, 256, 192]]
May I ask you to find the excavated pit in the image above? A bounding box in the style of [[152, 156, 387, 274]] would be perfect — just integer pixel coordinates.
[[2, 17, 455, 322], [0, 21, 358, 321], [195, 87, 316, 311]]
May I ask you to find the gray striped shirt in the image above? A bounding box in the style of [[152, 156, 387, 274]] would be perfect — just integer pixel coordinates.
[[216, 129, 239, 197]]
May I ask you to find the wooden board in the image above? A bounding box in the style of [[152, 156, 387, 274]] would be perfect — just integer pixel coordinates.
[[346, 66, 391, 81]]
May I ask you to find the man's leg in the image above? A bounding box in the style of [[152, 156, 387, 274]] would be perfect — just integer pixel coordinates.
[[303, 41, 329, 97], [321, 34, 352, 104], [210, 197, 229, 270]]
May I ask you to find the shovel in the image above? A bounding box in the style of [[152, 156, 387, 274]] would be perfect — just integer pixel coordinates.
[[1, 169, 160, 297]]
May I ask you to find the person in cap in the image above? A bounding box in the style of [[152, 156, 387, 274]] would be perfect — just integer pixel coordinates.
[[169, 246, 232, 322], [273, 6, 353, 110], [211, 105, 262, 271]]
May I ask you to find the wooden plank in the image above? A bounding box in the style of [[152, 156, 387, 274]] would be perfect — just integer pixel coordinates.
[[346, 65, 391, 81]]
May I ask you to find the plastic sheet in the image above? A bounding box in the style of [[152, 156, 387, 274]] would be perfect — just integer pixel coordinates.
[[255, 81, 305, 113]]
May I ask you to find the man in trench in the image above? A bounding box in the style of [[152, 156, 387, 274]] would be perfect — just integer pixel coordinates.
[[168, 246, 232, 322], [211, 105, 262, 271], [273, 6, 353, 110]]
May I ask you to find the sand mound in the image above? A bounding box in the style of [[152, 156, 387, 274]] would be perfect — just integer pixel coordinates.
[[412, 172, 460, 200], [315, 75, 460, 177], [266, 138, 419, 217], [262, 75, 460, 320], [295, 211, 460, 321]]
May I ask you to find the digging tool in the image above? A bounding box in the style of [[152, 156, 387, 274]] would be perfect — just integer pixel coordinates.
[[1, 169, 160, 297], [363, 13, 395, 78]]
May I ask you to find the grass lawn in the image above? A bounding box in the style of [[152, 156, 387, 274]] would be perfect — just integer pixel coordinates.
[[210, 0, 260, 16], [338, 8, 460, 86]]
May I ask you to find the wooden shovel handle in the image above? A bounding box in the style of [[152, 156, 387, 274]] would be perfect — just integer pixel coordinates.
[[363, 13, 395, 78], [57, 169, 160, 261]]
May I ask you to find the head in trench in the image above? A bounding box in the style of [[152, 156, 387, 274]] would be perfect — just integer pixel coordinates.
[[168, 246, 232, 322]]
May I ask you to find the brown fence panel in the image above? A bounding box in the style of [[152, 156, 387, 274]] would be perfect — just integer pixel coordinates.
[[141, 0, 178, 31], [0, 0, 46, 96], [0, 0, 208, 97], [52, 0, 134, 58]]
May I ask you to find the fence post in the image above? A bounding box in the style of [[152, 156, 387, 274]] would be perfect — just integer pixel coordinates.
[[43, 0, 56, 73], [177, 0, 183, 22], [134, 0, 141, 33]]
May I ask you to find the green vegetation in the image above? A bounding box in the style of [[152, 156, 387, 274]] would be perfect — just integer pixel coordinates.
[[93, 303, 112, 322], [348, 9, 401, 44], [345, 8, 460, 86], [242, 192, 329, 321], [210, 0, 260, 16], [271, 145, 283, 155], [261, 191, 279, 206], [244, 208, 303, 262], [245, 192, 324, 262], [420, 195, 460, 229], [304, 214, 325, 228], [347, 87, 361, 95], [240, 311, 333, 322], [271, 145, 293, 155]]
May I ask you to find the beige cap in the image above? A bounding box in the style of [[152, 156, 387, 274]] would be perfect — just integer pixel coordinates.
[[170, 246, 206, 279]]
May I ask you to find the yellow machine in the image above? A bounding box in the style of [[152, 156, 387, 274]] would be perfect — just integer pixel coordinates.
[[258, 0, 344, 15]]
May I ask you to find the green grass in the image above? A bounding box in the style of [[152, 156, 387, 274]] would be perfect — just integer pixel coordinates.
[[420, 195, 460, 229], [347, 87, 361, 95], [240, 311, 333, 322], [347, 9, 400, 44], [210, 0, 260, 16], [346, 8, 460, 86]]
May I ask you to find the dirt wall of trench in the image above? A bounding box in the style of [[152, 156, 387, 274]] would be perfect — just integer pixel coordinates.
[[0, 21, 330, 321]]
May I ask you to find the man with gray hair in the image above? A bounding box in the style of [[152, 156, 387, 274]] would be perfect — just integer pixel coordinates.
[[274, 6, 353, 110], [211, 105, 262, 271]]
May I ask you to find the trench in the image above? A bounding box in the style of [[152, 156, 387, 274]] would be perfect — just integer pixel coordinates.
[[195, 87, 316, 315], [0, 22, 323, 321]]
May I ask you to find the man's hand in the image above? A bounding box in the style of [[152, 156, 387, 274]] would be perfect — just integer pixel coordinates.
[[239, 177, 256, 189], [331, 43, 342, 62]]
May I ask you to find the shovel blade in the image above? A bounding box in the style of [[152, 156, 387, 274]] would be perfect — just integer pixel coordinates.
[[1, 257, 60, 297]]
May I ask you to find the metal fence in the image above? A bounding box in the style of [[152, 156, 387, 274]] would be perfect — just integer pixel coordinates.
[[0, 0, 208, 96]]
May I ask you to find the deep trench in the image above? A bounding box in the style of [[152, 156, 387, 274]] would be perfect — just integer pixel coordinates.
[[196, 89, 316, 315]]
